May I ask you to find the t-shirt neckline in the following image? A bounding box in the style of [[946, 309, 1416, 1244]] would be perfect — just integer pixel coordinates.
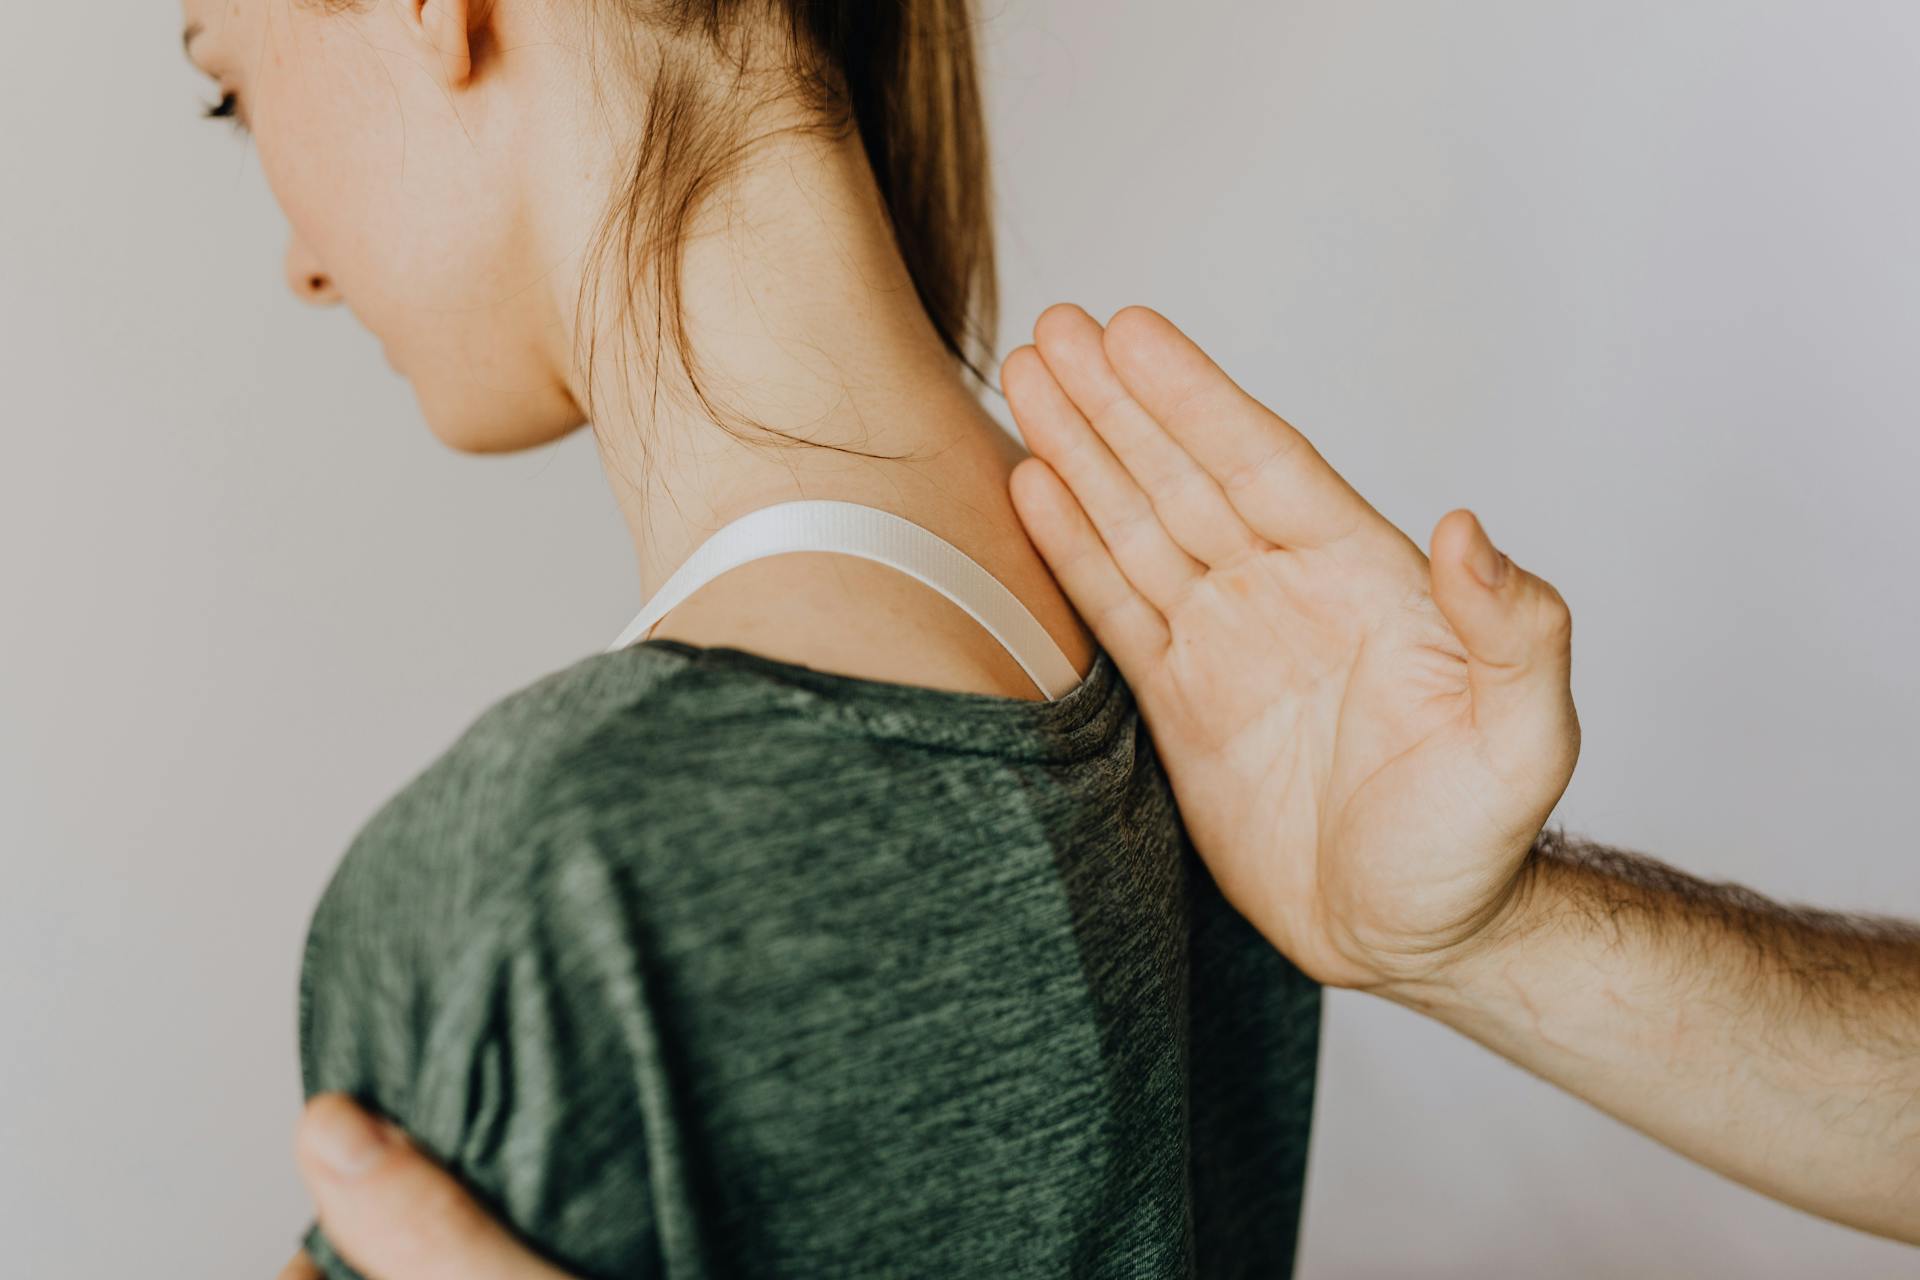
[[612, 636, 1128, 764]]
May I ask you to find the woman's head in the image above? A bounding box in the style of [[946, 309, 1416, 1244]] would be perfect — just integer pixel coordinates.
[[181, 0, 996, 458]]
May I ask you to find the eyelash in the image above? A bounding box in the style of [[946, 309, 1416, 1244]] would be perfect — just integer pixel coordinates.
[[202, 90, 248, 134]]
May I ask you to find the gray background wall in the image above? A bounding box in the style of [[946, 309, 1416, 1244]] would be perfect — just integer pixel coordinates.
[[4, 1, 1917, 1274]]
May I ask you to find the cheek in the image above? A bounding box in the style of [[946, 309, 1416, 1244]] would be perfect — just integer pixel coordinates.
[[245, 8, 577, 447], [254, 14, 492, 326]]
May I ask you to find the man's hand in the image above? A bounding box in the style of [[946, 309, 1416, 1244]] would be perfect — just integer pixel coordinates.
[[275, 1092, 574, 1280], [1003, 302, 1579, 991], [1002, 302, 1920, 1246]]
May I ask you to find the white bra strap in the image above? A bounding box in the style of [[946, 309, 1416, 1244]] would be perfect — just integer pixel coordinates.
[[604, 500, 1084, 701]]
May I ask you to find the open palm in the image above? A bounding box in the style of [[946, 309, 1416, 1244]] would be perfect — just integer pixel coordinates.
[[1003, 304, 1580, 991]]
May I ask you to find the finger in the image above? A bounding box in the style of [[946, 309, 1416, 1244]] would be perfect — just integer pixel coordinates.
[[1100, 305, 1385, 551], [1008, 455, 1170, 676], [1427, 508, 1578, 772], [276, 1250, 323, 1280], [1029, 303, 1267, 570], [1003, 341, 1205, 615], [294, 1093, 568, 1280]]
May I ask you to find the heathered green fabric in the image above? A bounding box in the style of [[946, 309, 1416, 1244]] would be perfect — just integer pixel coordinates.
[[297, 636, 1321, 1278]]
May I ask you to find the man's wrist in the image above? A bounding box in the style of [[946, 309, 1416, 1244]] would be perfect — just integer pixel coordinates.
[[1368, 827, 1559, 1017], [1352, 825, 1920, 1245]]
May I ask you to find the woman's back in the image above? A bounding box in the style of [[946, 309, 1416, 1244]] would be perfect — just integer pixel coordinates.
[[298, 627, 1321, 1278]]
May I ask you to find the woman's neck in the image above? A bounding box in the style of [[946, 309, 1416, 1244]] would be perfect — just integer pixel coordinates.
[[541, 116, 1094, 694]]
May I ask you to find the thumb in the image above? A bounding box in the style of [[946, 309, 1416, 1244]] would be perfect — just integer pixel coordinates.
[[1428, 508, 1578, 774], [294, 1093, 567, 1280]]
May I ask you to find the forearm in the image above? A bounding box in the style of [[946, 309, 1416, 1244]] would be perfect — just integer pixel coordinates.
[[1380, 826, 1920, 1244]]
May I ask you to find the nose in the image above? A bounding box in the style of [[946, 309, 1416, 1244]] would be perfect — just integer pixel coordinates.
[[284, 231, 342, 306]]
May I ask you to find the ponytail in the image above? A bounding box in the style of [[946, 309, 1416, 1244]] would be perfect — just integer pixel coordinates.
[[573, 0, 997, 462]]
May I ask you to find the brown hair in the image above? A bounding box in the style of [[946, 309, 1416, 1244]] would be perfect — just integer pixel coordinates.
[[313, 0, 998, 471], [307, 1, 998, 470]]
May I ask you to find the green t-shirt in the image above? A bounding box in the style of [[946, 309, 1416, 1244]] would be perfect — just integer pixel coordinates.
[[298, 637, 1321, 1278]]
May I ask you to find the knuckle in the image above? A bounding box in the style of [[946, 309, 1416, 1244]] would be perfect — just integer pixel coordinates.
[[1537, 582, 1574, 638], [1221, 434, 1299, 498]]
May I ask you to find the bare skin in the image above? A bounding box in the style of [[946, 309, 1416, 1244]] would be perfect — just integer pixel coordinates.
[[1003, 304, 1920, 1246], [180, 0, 1094, 711], [180, 0, 1109, 1269], [280, 304, 1917, 1277]]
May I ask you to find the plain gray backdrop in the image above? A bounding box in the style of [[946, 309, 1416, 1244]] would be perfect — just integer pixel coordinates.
[[4, 2, 1917, 1275]]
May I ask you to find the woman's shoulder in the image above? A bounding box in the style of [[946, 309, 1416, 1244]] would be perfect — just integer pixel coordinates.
[[312, 625, 1134, 955], [311, 646, 701, 917]]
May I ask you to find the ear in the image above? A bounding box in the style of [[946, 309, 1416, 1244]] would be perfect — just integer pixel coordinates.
[[416, 0, 475, 87]]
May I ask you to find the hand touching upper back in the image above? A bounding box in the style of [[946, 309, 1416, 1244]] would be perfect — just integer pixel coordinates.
[[1001, 303, 1580, 991]]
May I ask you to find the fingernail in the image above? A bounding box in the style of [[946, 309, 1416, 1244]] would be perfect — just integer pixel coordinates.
[[1467, 518, 1508, 589], [312, 1101, 390, 1178]]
